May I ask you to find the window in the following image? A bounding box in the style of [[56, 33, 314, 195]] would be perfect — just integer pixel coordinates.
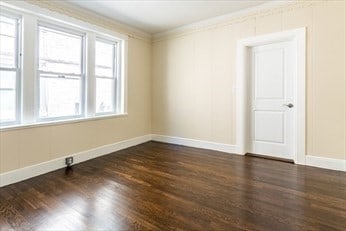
[[0, 6, 127, 129], [38, 24, 85, 120], [95, 39, 118, 114], [0, 13, 21, 124]]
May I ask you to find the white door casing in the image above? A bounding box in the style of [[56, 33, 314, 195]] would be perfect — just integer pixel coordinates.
[[236, 28, 306, 164], [250, 42, 294, 160]]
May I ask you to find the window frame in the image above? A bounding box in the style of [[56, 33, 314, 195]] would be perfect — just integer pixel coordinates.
[[94, 37, 120, 116], [0, 11, 22, 126], [36, 22, 86, 122]]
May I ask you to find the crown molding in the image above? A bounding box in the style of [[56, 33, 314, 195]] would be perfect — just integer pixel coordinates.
[[153, 0, 320, 41], [2, 0, 151, 41], [1, 0, 327, 43]]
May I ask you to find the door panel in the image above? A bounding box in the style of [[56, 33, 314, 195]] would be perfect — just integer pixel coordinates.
[[254, 111, 284, 143], [250, 42, 294, 160], [254, 49, 285, 99]]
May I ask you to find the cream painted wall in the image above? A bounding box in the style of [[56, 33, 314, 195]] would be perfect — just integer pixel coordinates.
[[152, 0, 346, 160]]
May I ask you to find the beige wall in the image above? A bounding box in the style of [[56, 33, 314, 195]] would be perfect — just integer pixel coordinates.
[[152, 0, 346, 160]]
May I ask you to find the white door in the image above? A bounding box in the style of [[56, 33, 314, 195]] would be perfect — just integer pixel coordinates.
[[249, 41, 295, 160]]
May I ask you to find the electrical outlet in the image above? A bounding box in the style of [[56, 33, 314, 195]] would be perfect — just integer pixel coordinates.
[[65, 157, 73, 166]]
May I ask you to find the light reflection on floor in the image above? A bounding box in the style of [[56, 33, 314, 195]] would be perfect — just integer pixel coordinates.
[[35, 181, 125, 230]]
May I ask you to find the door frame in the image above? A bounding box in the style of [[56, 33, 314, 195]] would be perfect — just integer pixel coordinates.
[[236, 28, 306, 164]]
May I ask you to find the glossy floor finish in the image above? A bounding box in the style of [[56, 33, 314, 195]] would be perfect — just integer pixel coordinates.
[[0, 142, 345, 230]]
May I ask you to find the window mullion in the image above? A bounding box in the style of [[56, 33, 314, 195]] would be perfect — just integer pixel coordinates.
[[86, 32, 96, 117], [114, 42, 120, 114], [21, 13, 36, 124], [117, 41, 126, 114]]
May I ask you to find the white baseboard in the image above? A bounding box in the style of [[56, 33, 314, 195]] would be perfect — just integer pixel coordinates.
[[0, 134, 152, 187], [305, 155, 345, 172], [152, 134, 345, 172], [151, 134, 239, 154], [1, 134, 344, 187]]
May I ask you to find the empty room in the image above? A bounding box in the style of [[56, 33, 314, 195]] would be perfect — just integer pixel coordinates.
[[0, 0, 345, 230]]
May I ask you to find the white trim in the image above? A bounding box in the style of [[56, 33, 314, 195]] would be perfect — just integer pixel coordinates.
[[236, 28, 306, 164], [121, 39, 129, 114], [0, 134, 151, 187], [305, 155, 346, 172], [152, 134, 345, 172], [153, 1, 293, 40], [0, 113, 128, 131], [151, 134, 238, 154], [86, 32, 96, 117]]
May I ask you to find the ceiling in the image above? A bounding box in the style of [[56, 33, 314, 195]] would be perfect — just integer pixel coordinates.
[[65, 0, 269, 34]]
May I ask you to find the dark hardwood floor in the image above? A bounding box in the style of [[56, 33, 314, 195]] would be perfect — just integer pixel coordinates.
[[0, 141, 345, 230]]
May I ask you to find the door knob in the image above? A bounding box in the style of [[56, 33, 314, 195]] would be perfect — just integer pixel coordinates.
[[283, 103, 294, 108]]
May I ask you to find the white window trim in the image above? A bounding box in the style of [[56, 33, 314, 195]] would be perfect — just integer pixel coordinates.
[[0, 113, 128, 131], [0, 3, 128, 130], [0, 11, 22, 126]]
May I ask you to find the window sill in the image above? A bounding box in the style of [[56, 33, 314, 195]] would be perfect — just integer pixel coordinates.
[[0, 113, 128, 131]]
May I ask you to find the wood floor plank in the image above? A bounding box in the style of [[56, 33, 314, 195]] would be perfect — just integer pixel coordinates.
[[0, 141, 345, 230]]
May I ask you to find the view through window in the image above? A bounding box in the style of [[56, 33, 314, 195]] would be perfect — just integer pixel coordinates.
[[38, 25, 84, 119], [0, 14, 20, 124], [95, 39, 117, 114]]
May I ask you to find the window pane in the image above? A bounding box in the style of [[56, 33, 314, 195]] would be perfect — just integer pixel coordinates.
[[95, 41, 114, 77], [39, 75, 82, 118], [0, 90, 16, 122], [96, 78, 115, 113], [0, 70, 16, 89], [0, 14, 18, 124], [0, 34, 16, 68], [0, 16, 16, 36], [39, 26, 82, 74]]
